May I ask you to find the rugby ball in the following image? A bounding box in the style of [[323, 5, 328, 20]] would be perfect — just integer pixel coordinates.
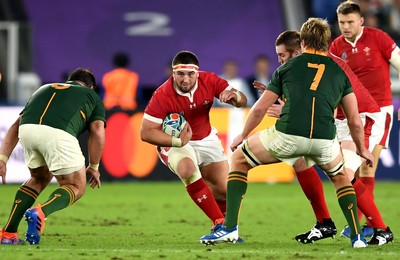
[[162, 113, 186, 137]]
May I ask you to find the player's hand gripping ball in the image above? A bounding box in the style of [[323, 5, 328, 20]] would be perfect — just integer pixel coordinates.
[[162, 113, 187, 137]]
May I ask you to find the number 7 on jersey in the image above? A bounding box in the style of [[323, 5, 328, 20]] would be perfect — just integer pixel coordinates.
[[307, 63, 325, 91]]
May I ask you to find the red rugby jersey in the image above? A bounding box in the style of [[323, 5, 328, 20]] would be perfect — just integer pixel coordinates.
[[144, 71, 229, 140], [330, 26, 396, 107], [329, 52, 380, 119]]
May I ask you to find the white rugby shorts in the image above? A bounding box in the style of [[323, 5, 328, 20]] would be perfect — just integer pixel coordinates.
[[157, 127, 226, 169], [19, 124, 85, 175]]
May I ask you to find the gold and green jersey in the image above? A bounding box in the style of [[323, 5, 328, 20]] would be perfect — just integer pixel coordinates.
[[267, 51, 353, 139], [20, 81, 106, 138]]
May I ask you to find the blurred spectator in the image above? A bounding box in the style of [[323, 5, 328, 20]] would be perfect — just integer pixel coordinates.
[[355, 0, 400, 42], [309, 0, 341, 37], [387, 0, 400, 42], [246, 54, 271, 101], [102, 52, 139, 110], [215, 59, 254, 107], [163, 59, 173, 82], [364, 9, 380, 27]]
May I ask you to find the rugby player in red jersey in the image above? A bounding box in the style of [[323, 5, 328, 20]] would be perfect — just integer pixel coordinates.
[[330, 1, 400, 238], [141, 51, 247, 232]]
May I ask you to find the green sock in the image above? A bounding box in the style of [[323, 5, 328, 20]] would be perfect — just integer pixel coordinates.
[[337, 186, 362, 239], [4, 185, 38, 233], [224, 171, 248, 229], [41, 186, 76, 216]]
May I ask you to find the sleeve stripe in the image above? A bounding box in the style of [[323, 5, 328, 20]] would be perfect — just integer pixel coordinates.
[[143, 113, 163, 124]]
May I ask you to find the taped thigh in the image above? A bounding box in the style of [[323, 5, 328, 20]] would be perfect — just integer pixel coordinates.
[[241, 139, 262, 168], [342, 149, 362, 173], [324, 159, 345, 177]]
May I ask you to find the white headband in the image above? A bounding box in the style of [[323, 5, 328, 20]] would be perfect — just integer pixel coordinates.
[[172, 64, 199, 72]]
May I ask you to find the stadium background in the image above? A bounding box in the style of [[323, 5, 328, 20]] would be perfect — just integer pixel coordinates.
[[0, 0, 399, 183]]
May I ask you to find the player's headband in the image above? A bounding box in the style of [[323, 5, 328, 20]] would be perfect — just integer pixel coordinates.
[[172, 64, 199, 72]]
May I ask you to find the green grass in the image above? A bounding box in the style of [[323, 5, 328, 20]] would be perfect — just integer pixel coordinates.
[[1, 181, 400, 259]]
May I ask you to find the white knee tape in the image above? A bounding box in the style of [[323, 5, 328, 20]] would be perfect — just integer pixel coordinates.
[[342, 149, 362, 173], [325, 159, 345, 177], [168, 146, 201, 185]]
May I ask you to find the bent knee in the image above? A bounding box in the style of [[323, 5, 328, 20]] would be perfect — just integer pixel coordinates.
[[174, 157, 198, 180]]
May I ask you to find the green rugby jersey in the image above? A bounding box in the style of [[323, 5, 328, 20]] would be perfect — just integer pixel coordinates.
[[20, 81, 106, 138], [267, 50, 353, 139]]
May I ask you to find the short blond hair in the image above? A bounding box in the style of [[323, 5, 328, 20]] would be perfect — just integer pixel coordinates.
[[300, 17, 331, 52]]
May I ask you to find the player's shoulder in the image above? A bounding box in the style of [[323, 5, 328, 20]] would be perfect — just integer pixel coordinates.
[[364, 26, 384, 35], [198, 71, 219, 79], [331, 34, 345, 45], [154, 78, 175, 97], [198, 71, 226, 86]]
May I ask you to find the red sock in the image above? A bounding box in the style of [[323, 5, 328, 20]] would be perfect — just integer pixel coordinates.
[[353, 178, 386, 229], [359, 177, 375, 195], [358, 177, 375, 223], [186, 178, 224, 223], [296, 167, 330, 223], [215, 199, 226, 216]]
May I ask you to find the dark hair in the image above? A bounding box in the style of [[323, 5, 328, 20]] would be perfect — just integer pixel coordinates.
[[113, 52, 130, 68], [336, 1, 361, 16], [300, 17, 331, 52], [275, 30, 301, 53], [67, 67, 96, 87], [172, 51, 199, 67]]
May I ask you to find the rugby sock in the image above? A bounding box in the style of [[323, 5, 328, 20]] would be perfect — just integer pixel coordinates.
[[358, 177, 375, 223], [41, 186, 76, 216], [296, 167, 331, 223], [336, 186, 362, 239], [224, 171, 248, 229], [215, 199, 227, 216], [359, 177, 375, 195], [186, 178, 224, 223], [4, 185, 38, 233], [352, 178, 386, 229]]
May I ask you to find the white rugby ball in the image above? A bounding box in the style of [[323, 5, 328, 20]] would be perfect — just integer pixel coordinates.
[[162, 113, 186, 137]]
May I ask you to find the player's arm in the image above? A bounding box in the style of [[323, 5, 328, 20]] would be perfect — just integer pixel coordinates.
[[219, 88, 247, 108], [0, 116, 21, 184], [87, 120, 105, 188], [389, 47, 400, 122], [87, 120, 105, 166], [340, 93, 373, 167], [231, 90, 278, 151], [140, 117, 192, 148], [389, 46, 400, 79], [253, 80, 284, 118], [253, 80, 267, 94]]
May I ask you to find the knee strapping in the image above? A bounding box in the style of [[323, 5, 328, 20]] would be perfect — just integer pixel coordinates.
[[325, 160, 345, 177], [168, 148, 201, 186]]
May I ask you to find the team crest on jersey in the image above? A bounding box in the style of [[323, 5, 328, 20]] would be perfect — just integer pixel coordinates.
[[364, 47, 371, 56], [202, 99, 211, 108], [341, 52, 347, 60]]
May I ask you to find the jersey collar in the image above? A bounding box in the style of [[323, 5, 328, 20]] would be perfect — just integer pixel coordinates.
[[303, 49, 327, 56], [174, 80, 198, 98]]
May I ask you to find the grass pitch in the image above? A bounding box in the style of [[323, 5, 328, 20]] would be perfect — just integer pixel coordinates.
[[1, 181, 399, 259]]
